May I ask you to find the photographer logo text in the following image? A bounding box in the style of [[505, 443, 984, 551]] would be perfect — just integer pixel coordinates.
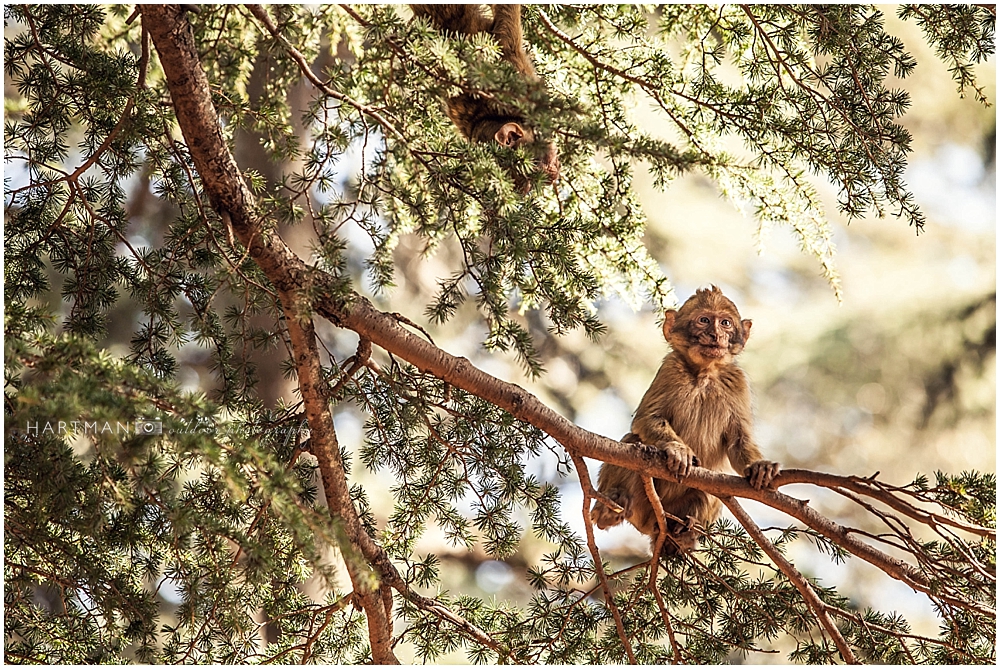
[[24, 420, 162, 436]]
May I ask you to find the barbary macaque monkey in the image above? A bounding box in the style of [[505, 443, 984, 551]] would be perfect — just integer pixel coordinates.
[[409, 4, 560, 189], [590, 286, 780, 555]]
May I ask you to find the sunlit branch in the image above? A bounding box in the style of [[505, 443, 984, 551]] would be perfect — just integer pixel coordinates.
[[140, 4, 993, 662], [721, 496, 858, 664]]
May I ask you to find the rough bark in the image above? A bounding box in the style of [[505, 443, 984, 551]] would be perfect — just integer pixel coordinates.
[[142, 5, 399, 662]]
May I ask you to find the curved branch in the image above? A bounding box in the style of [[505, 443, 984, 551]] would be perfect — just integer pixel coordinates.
[[572, 454, 637, 663], [641, 475, 684, 664], [324, 294, 993, 615], [143, 7, 508, 660], [141, 6, 399, 663]]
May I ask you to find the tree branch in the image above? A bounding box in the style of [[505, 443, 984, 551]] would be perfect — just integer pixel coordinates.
[[572, 454, 636, 663], [141, 5, 399, 662], [243, 4, 406, 142], [721, 496, 858, 664], [324, 294, 990, 612], [280, 298, 397, 663], [642, 475, 684, 664], [778, 468, 995, 540]]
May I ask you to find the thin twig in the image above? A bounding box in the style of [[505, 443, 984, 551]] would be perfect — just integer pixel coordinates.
[[778, 469, 995, 540], [327, 338, 372, 398], [642, 475, 684, 664], [572, 454, 637, 664], [244, 4, 406, 141]]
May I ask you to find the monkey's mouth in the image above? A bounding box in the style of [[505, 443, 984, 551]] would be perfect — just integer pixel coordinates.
[[698, 344, 728, 358]]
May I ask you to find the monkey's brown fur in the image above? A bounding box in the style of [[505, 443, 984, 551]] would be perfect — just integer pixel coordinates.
[[591, 286, 780, 555], [410, 4, 559, 188]]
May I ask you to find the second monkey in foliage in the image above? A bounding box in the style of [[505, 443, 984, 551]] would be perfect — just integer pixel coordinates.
[[410, 4, 560, 191], [591, 286, 781, 555]]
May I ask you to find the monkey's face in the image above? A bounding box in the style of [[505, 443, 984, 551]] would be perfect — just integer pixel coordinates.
[[682, 310, 744, 362], [662, 287, 752, 368]]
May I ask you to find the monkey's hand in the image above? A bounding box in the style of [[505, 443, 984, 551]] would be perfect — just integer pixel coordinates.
[[590, 488, 632, 529], [745, 460, 781, 489], [659, 441, 699, 480]]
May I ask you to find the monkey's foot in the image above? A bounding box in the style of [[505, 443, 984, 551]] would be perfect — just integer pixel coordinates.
[[590, 488, 631, 529], [658, 516, 699, 557], [746, 460, 781, 489], [660, 441, 699, 480]]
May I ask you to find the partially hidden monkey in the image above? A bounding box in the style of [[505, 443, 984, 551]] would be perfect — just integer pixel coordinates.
[[409, 4, 560, 189], [590, 286, 780, 555]]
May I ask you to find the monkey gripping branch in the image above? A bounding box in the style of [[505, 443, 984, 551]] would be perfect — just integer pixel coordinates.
[[5, 4, 994, 665]]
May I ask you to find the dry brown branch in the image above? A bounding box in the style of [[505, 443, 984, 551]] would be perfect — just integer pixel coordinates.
[[721, 496, 858, 664], [642, 475, 669, 571]]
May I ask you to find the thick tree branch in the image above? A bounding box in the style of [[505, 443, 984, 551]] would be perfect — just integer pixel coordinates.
[[323, 295, 991, 613], [141, 6, 399, 663], [280, 298, 397, 663], [143, 6, 506, 659]]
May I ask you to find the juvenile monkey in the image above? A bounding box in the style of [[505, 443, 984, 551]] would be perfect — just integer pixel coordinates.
[[590, 286, 780, 555], [409, 4, 560, 189]]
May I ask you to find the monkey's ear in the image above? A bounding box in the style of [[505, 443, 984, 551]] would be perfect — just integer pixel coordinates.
[[495, 122, 526, 147], [662, 310, 678, 340], [741, 319, 752, 342]]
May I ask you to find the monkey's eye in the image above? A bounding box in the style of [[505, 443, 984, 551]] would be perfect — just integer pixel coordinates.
[[721, 319, 731, 327], [699, 316, 710, 324]]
